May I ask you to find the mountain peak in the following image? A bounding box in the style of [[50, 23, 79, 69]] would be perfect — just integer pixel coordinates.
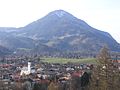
[[55, 10, 67, 17], [50, 10, 72, 18]]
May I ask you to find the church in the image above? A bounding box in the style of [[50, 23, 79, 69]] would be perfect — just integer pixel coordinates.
[[20, 62, 32, 76]]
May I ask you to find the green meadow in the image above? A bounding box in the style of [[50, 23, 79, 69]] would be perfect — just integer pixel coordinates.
[[41, 58, 97, 64]]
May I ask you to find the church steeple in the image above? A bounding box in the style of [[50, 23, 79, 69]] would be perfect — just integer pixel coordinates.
[[28, 62, 31, 74]]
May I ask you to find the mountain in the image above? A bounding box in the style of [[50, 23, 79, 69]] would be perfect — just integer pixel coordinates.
[[14, 10, 120, 52], [0, 10, 120, 55], [15, 10, 92, 40]]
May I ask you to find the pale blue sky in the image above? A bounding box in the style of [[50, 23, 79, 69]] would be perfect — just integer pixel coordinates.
[[0, 0, 120, 43]]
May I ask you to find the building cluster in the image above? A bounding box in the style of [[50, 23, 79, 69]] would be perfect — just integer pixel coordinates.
[[0, 55, 119, 90], [0, 56, 94, 90]]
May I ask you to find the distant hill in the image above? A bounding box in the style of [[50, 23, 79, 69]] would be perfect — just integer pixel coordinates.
[[0, 45, 12, 55], [0, 10, 120, 55]]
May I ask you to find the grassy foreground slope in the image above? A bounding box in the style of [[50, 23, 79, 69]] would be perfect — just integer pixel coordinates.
[[41, 58, 97, 64]]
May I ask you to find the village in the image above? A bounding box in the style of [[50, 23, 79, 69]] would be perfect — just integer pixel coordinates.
[[0, 55, 95, 90], [0, 52, 120, 90]]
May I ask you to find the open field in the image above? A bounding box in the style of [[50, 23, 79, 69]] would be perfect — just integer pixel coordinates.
[[41, 58, 97, 64]]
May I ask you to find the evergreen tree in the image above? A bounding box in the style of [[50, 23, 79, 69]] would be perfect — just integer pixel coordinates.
[[90, 46, 120, 90]]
